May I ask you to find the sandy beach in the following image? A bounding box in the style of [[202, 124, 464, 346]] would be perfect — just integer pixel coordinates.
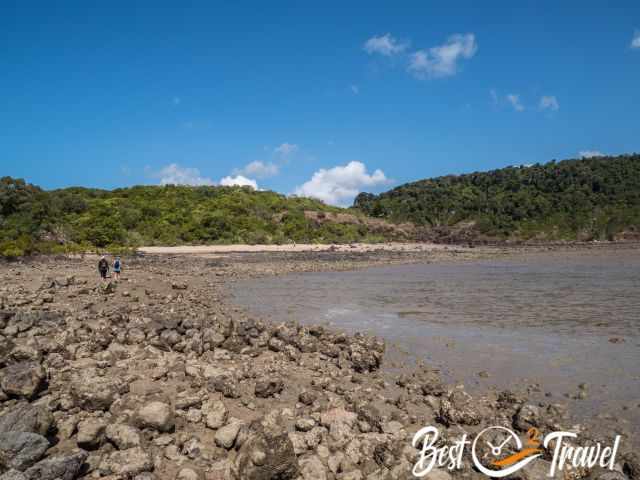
[[138, 242, 457, 255]]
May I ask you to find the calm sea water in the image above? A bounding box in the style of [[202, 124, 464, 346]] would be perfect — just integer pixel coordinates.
[[231, 247, 640, 429]]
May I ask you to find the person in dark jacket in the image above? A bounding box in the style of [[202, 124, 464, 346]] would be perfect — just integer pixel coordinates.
[[98, 255, 109, 281]]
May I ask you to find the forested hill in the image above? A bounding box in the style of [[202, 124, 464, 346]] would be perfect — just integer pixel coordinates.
[[354, 154, 640, 242], [0, 180, 411, 258]]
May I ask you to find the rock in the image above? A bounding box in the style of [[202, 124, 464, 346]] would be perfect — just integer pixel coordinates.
[[99, 447, 153, 477], [185, 408, 202, 423], [356, 403, 383, 432], [171, 282, 188, 290], [231, 423, 299, 480], [23, 450, 88, 480], [208, 374, 241, 399], [295, 418, 316, 432], [137, 401, 174, 432], [586, 469, 628, 480], [437, 389, 481, 426], [215, 421, 243, 449], [506, 459, 563, 479], [176, 468, 200, 480], [514, 404, 541, 431], [0, 432, 49, 471], [623, 452, 640, 480], [76, 418, 106, 449], [422, 470, 452, 480], [99, 281, 117, 294], [202, 399, 228, 429], [254, 378, 284, 398], [175, 391, 205, 410], [320, 408, 357, 442], [299, 455, 327, 480], [348, 335, 384, 372], [419, 370, 445, 396], [381, 420, 404, 435], [105, 423, 141, 450], [0, 403, 53, 436], [0, 362, 46, 399], [337, 471, 363, 480], [71, 370, 120, 411], [0, 470, 28, 480], [298, 390, 318, 406]]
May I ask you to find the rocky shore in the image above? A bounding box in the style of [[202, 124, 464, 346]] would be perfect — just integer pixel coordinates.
[[0, 246, 637, 480]]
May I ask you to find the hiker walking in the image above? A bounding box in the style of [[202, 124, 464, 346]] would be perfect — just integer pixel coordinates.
[[113, 256, 122, 281], [98, 255, 109, 282]]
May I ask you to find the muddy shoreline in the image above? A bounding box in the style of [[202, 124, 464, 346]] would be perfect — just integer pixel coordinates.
[[0, 242, 638, 479]]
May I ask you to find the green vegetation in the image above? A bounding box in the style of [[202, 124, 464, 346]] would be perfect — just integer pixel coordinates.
[[0, 179, 389, 258], [3, 154, 640, 257], [354, 154, 640, 241]]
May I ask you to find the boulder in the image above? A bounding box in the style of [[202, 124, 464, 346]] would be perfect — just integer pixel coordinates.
[[514, 404, 541, 432], [71, 370, 120, 411], [231, 423, 299, 480], [298, 390, 318, 406], [207, 374, 241, 399], [0, 470, 28, 480], [437, 389, 482, 426], [202, 399, 228, 430], [76, 418, 106, 449], [586, 469, 628, 480], [105, 424, 141, 450], [215, 421, 243, 449], [137, 401, 174, 432], [0, 403, 53, 436], [98, 447, 153, 477], [299, 455, 327, 480], [0, 362, 46, 399], [348, 335, 384, 372], [176, 468, 200, 480], [254, 378, 284, 398], [23, 450, 88, 480], [623, 452, 640, 480], [0, 432, 49, 471]]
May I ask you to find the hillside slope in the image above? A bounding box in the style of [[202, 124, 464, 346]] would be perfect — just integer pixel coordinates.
[[0, 179, 411, 258], [354, 154, 640, 242]]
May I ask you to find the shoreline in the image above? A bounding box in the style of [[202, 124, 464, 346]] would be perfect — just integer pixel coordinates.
[[0, 244, 637, 479], [137, 240, 639, 256]]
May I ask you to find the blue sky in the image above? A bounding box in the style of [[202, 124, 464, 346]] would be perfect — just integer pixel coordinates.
[[2, 1, 640, 205]]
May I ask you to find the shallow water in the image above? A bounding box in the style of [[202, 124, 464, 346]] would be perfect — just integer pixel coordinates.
[[231, 248, 640, 431]]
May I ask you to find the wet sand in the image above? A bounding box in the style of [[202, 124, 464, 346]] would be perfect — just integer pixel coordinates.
[[231, 244, 640, 436]]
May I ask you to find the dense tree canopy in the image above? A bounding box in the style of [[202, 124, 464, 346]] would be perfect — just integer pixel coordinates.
[[0, 181, 389, 258], [354, 154, 640, 241], [2, 154, 639, 257]]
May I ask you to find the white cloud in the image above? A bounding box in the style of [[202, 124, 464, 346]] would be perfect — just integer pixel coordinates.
[[234, 160, 279, 179], [506, 93, 524, 111], [579, 150, 605, 158], [351, 84, 360, 95], [539, 95, 559, 111], [158, 163, 214, 186], [294, 161, 389, 206], [408, 33, 477, 79], [631, 30, 640, 49], [274, 143, 299, 156], [219, 175, 258, 189], [364, 33, 408, 56]]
